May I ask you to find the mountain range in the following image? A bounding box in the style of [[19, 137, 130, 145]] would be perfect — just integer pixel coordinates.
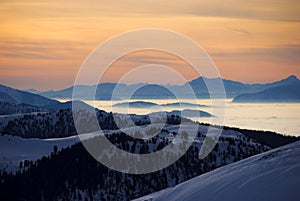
[[1, 75, 299, 108], [0, 84, 92, 115], [28, 75, 300, 102], [0, 84, 58, 106], [233, 82, 300, 102]]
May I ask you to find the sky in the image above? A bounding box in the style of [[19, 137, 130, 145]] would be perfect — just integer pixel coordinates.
[[0, 0, 300, 90]]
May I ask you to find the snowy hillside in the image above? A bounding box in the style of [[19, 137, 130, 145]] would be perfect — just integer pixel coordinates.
[[0, 123, 269, 174], [0, 133, 98, 173], [0, 121, 274, 201], [134, 141, 300, 201]]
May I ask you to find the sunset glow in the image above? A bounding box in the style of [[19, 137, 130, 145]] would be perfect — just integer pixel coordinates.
[[1, 0, 299, 90]]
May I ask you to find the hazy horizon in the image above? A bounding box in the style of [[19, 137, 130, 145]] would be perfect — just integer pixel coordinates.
[[2, 74, 299, 92], [0, 0, 300, 90]]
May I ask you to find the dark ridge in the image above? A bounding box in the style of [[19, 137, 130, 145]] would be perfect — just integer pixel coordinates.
[[230, 128, 299, 148], [199, 122, 299, 148]]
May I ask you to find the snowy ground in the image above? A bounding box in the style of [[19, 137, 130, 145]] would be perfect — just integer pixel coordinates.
[[0, 133, 98, 172], [0, 123, 246, 173], [0, 123, 168, 173], [134, 141, 300, 201]]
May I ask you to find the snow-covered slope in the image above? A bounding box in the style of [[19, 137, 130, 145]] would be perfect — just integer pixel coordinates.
[[0, 133, 97, 172], [134, 141, 300, 201], [0, 123, 269, 176]]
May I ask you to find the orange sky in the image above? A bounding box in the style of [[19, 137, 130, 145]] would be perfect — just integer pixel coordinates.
[[0, 0, 300, 90]]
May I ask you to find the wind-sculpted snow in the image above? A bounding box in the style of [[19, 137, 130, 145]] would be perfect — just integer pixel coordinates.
[[134, 141, 300, 201]]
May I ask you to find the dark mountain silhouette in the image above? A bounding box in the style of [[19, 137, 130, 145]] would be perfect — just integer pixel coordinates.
[[150, 109, 213, 118], [41, 83, 126, 100], [113, 101, 207, 108], [0, 84, 59, 107], [160, 102, 206, 108], [24, 89, 40, 94], [252, 75, 300, 89], [233, 83, 300, 102], [41, 100, 95, 110], [34, 75, 300, 100], [40, 85, 94, 99], [0, 92, 17, 103], [0, 84, 93, 113], [188, 76, 249, 97], [113, 101, 158, 108]]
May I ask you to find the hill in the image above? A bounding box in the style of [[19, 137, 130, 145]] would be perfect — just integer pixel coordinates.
[[150, 109, 212, 118], [0, 84, 94, 113], [0, 84, 59, 107], [113, 101, 158, 108], [160, 102, 206, 108]]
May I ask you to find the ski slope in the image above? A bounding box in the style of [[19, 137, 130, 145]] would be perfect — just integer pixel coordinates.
[[134, 141, 300, 201]]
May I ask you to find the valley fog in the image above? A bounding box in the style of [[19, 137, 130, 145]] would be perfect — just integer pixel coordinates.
[[57, 98, 300, 137]]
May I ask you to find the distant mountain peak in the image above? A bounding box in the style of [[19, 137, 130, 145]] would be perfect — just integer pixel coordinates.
[[285, 75, 298, 81], [25, 88, 40, 94]]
